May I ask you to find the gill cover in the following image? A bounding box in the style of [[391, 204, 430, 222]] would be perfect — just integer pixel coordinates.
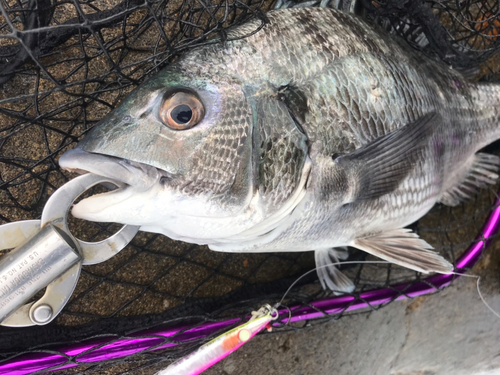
[[64, 63, 310, 246]]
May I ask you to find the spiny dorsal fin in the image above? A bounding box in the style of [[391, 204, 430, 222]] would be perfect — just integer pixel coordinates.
[[440, 153, 500, 207], [337, 113, 440, 201], [352, 229, 453, 274]]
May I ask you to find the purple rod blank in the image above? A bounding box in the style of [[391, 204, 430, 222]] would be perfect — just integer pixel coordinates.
[[1, 201, 499, 375]]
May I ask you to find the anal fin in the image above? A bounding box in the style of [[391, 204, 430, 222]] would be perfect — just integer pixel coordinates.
[[352, 229, 453, 274], [314, 247, 355, 294], [440, 153, 500, 207]]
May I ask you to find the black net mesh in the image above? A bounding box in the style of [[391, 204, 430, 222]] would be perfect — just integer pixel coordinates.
[[359, 0, 500, 69], [0, 0, 499, 374]]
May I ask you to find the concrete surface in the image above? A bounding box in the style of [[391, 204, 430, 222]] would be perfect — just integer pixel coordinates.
[[203, 242, 500, 375]]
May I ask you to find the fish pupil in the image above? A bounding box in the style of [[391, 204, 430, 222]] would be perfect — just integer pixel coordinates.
[[171, 104, 192, 124]]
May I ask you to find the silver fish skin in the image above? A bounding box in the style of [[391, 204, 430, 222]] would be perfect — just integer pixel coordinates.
[[59, 7, 500, 292]]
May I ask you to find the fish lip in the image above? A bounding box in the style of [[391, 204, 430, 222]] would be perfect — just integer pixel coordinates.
[[59, 148, 175, 190]]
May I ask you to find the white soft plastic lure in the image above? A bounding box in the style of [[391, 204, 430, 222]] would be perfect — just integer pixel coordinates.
[[157, 305, 278, 375]]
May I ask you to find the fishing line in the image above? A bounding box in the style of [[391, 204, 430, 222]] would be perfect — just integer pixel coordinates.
[[448, 271, 500, 320], [276, 260, 391, 306], [275, 262, 500, 322], [274, 260, 392, 326]]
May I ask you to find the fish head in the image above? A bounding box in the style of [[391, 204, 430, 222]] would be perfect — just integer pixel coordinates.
[[59, 62, 310, 244]]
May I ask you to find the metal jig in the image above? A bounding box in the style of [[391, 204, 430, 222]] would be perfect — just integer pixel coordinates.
[[158, 304, 279, 375]]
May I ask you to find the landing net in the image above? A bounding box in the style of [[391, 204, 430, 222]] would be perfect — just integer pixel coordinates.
[[0, 0, 499, 373]]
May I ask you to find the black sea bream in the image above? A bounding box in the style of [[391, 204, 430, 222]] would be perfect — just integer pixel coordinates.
[[60, 7, 500, 292]]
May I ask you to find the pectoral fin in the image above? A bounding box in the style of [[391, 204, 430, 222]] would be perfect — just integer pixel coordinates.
[[352, 229, 453, 274], [337, 113, 439, 201]]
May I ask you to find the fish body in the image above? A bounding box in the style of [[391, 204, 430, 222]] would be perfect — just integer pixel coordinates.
[[60, 8, 500, 291]]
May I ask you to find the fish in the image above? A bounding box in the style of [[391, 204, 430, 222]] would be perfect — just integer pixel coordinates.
[[59, 7, 500, 293]]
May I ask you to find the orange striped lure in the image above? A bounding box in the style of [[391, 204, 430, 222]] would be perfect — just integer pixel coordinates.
[[158, 305, 278, 375]]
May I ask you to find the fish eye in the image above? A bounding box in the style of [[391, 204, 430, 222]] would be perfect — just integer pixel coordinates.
[[160, 91, 204, 130]]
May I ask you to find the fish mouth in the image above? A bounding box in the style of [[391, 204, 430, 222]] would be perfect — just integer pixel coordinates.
[[59, 149, 174, 191]]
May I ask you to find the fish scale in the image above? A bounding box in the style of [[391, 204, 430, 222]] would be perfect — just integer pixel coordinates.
[[59, 7, 500, 292]]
